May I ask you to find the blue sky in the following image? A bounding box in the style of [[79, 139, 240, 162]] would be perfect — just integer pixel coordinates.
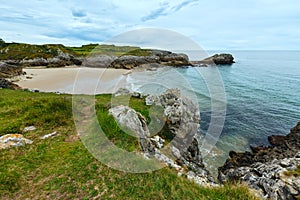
[[0, 0, 299, 50]]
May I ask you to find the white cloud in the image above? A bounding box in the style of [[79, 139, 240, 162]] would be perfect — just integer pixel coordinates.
[[0, 0, 299, 49]]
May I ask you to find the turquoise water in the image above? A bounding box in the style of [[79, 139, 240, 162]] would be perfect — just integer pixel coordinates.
[[127, 51, 300, 171]]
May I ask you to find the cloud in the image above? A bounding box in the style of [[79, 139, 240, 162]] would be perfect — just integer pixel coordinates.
[[1, 0, 300, 49], [141, 0, 199, 22], [71, 8, 87, 18], [141, 3, 170, 22], [171, 0, 199, 12]]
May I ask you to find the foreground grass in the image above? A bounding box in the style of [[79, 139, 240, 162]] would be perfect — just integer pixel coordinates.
[[0, 89, 259, 199]]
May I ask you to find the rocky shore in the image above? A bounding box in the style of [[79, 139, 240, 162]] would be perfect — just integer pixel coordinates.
[[219, 122, 300, 199], [86, 51, 235, 69], [0, 62, 23, 89]]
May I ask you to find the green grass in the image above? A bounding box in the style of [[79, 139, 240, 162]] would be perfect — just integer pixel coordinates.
[[67, 44, 141, 57], [0, 89, 259, 199], [123, 49, 153, 57], [0, 42, 154, 61], [284, 166, 300, 177], [0, 43, 73, 60]]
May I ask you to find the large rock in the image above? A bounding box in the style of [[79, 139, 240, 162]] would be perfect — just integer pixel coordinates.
[[112, 89, 216, 186], [145, 89, 216, 185], [108, 50, 190, 69], [108, 105, 150, 138], [192, 53, 235, 66], [83, 55, 116, 68], [219, 122, 300, 199], [20, 51, 82, 67], [0, 134, 33, 150], [0, 62, 23, 78], [0, 78, 20, 89]]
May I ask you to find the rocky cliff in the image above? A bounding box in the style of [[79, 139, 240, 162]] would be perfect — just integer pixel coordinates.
[[109, 88, 217, 186], [219, 122, 300, 199]]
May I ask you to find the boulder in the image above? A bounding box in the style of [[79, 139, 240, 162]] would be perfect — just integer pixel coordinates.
[[0, 134, 33, 150], [0, 62, 23, 78], [109, 105, 150, 138], [0, 78, 20, 90]]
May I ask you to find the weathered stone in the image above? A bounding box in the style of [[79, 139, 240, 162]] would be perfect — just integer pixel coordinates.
[[109, 105, 150, 138], [83, 55, 116, 68], [108, 50, 190, 69], [268, 135, 286, 146], [191, 53, 235, 66], [23, 126, 36, 132], [219, 122, 300, 200], [0, 62, 23, 78], [0, 77, 20, 89], [40, 131, 59, 140], [0, 134, 33, 150]]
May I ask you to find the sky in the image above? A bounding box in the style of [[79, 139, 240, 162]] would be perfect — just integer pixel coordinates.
[[0, 0, 300, 50]]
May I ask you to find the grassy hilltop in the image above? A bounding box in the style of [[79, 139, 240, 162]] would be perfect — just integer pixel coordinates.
[[0, 89, 259, 200], [0, 40, 152, 61]]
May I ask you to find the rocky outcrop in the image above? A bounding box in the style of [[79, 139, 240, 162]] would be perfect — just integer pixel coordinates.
[[192, 54, 235, 66], [219, 122, 300, 199], [0, 62, 23, 78], [0, 78, 20, 89], [0, 134, 33, 150], [20, 50, 82, 67], [110, 88, 216, 186], [83, 55, 116, 68], [109, 105, 150, 138], [108, 50, 190, 69], [0, 62, 22, 89]]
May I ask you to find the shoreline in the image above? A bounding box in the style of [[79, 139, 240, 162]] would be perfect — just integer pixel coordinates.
[[16, 67, 131, 94]]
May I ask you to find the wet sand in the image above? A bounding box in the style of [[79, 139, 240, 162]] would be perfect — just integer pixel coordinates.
[[18, 67, 131, 94]]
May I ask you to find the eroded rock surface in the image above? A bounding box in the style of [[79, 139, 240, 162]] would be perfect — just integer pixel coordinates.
[[219, 122, 300, 199], [110, 88, 217, 186], [108, 50, 190, 69], [0, 134, 33, 150]]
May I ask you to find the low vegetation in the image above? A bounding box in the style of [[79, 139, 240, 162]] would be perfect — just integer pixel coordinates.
[[284, 166, 300, 177], [0, 89, 259, 199], [0, 39, 151, 61]]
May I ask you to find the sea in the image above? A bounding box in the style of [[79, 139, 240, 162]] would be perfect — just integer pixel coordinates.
[[123, 51, 300, 174]]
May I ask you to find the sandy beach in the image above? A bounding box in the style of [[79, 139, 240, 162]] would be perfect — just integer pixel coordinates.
[[17, 67, 130, 94]]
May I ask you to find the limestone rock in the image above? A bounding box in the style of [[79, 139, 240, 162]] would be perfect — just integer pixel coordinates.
[[219, 122, 300, 200], [40, 131, 59, 140], [24, 126, 36, 132], [0, 134, 33, 150], [109, 105, 150, 138], [108, 50, 190, 69], [83, 55, 116, 68]]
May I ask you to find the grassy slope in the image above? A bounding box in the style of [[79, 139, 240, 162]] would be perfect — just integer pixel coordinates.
[[0, 89, 259, 199], [0, 43, 153, 61]]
